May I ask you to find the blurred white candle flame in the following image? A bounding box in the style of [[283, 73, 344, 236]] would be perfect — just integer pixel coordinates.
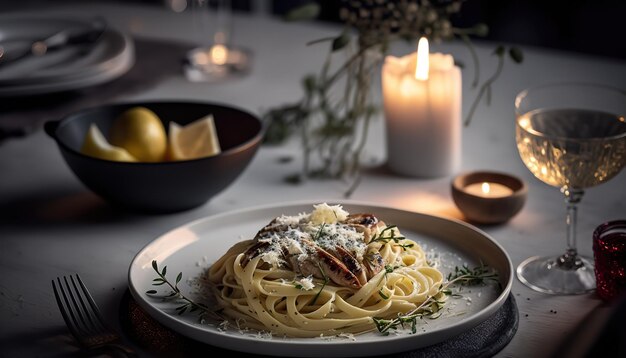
[[482, 182, 491, 195], [415, 37, 429, 81]]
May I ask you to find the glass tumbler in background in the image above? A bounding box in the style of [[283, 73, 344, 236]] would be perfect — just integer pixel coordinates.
[[184, 0, 251, 81], [593, 220, 626, 302]]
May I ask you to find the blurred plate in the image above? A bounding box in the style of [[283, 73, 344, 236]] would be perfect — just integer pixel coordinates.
[[0, 16, 134, 96]]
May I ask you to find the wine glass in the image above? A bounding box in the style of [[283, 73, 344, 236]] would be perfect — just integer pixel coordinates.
[[515, 83, 626, 294]]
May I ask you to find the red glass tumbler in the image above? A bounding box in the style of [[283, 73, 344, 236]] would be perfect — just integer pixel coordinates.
[[593, 220, 626, 302]]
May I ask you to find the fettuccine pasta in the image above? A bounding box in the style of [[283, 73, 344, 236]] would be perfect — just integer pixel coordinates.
[[207, 204, 445, 337]]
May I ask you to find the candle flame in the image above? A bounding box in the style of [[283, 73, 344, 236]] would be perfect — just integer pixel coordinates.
[[210, 44, 228, 65], [481, 182, 490, 194], [415, 37, 429, 81]]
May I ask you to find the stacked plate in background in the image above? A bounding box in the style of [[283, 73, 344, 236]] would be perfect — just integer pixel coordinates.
[[0, 16, 134, 97]]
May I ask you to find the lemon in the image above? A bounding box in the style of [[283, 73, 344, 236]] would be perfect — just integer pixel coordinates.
[[168, 114, 221, 161], [81, 124, 138, 162], [109, 107, 167, 162]]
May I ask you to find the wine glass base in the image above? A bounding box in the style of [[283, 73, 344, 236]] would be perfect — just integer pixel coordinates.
[[517, 255, 596, 294]]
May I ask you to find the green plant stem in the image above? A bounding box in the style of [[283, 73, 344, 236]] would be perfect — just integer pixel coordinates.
[[344, 58, 376, 196], [459, 34, 480, 88], [306, 37, 336, 46], [323, 42, 379, 89], [301, 99, 312, 176], [323, 32, 404, 89], [464, 54, 504, 126]]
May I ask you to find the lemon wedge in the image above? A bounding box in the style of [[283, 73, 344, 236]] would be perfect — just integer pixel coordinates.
[[109, 107, 167, 162], [168, 114, 221, 161], [81, 124, 138, 162]]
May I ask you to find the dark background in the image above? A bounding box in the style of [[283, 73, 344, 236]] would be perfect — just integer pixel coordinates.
[[1, 0, 625, 60], [284, 0, 626, 60]]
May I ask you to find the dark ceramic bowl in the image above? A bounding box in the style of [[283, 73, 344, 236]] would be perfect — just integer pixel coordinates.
[[45, 101, 263, 213]]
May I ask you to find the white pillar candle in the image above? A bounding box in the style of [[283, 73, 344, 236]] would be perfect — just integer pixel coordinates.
[[382, 38, 462, 177]]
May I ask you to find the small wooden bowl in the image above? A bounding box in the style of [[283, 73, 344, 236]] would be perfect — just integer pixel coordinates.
[[451, 171, 527, 224]]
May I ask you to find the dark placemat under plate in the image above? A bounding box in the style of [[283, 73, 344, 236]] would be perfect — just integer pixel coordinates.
[[119, 290, 518, 358]]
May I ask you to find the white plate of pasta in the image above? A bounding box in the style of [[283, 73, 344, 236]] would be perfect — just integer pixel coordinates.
[[128, 201, 513, 357]]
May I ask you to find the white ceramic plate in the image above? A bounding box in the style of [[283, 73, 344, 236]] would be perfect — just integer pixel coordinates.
[[128, 201, 513, 357], [0, 17, 134, 96]]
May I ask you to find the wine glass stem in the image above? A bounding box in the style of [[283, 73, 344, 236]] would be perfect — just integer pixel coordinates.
[[559, 188, 584, 269]]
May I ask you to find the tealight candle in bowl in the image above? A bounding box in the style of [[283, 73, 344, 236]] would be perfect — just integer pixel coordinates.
[[451, 171, 527, 224]]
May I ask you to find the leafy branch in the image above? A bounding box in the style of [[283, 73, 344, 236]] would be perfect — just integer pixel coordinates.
[[373, 263, 499, 335], [265, 1, 524, 197], [146, 260, 209, 316]]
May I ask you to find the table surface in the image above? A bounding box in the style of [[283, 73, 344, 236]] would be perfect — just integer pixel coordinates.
[[1, 3, 625, 357]]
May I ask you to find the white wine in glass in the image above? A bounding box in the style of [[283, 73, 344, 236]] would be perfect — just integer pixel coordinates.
[[515, 83, 626, 294]]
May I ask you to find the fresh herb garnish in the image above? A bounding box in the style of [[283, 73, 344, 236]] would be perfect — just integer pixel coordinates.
[[373, 263, 499, 335], [446, 262, 501, 288], [377, 265, 399, 300], [146, 260, 209, 316], [378, 289, 390, 300], [311, 263, 330, 305], [395, 243, 414, 251], [370, 225, 407, 245], [313, 223, 327, 241]]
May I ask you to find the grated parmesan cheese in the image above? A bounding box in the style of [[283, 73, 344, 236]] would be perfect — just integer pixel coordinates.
[[296, 276, 315, 291], [311, 223, 366, 259], [286, 238, 304, 255], [309, 203, 349, 225], [260, 250, 283, 267], [252, 204, 368, 270], [274, 213, 309, 226]]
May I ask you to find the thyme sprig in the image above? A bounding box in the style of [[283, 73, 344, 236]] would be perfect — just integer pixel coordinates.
[[447, 262, 501, 288], [146, 260, 209, 316], [378, 265, 397, 300], [395, 243, 415, 251], [373, 263, 499, 335], [311, 263, 330, 305], [370, 225, 407, 245]]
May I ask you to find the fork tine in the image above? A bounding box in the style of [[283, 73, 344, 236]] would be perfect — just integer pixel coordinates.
[[62, 276, 93, 336], [68, 275, 102, 335], [52, 277, 81, 340], [74, 274, 110, 334]]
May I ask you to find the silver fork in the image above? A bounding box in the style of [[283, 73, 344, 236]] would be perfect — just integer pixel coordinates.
[[52, 274, 138, 357]]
